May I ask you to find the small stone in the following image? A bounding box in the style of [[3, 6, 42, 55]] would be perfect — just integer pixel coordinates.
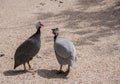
[[0, 54, 5, 57], [40, 3, 45, 6], [58, 5, 60, 7], [59, 1, 63, 3], [36, 55, 41, 58]]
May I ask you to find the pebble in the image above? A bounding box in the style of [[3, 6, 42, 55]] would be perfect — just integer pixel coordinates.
[[0, 54, 5, 57]]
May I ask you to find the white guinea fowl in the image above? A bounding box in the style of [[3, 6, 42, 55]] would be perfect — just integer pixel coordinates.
[[52, 28, 77, 76]]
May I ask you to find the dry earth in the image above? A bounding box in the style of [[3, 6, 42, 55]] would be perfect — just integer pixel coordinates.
[[0, 0, 120, 84]]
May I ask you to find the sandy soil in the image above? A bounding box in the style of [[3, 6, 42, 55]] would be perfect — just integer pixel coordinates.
[[0, 0, 120, 84]]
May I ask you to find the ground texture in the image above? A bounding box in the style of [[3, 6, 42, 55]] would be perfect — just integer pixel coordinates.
[[0, 0, 120, 84]]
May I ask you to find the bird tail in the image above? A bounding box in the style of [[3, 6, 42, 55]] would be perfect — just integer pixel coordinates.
[[14, 63, 19, 69], [14, 64, 17, 69]]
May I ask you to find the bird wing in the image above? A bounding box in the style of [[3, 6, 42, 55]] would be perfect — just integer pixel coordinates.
[[15, 39, 40, 59], [55, 39, 73, 58]]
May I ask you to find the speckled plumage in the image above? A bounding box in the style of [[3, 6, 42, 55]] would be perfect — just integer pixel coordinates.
[[55, 38, 76, 67], [52, 28, 76, 75], [14, 22, 43, 70]]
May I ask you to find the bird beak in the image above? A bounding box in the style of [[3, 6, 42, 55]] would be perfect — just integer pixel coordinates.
[[41, 24, 44, 27]]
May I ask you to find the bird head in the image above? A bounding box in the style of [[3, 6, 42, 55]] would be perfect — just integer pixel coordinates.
[[36, 21, 44, 30], [51, 28, 59, 36]]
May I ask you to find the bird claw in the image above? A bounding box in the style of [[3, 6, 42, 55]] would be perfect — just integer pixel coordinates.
[[27, 69, 37, 75], [29, 68, 33, 70], [63, 70, 70, 76]]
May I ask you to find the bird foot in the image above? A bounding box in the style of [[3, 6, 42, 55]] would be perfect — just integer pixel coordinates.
[[56, 70, 64, 74], [27, 69, 37, 75], [64, 70, 70, 76], [23, 69, 27, 72], [29, 68, 33, 70]]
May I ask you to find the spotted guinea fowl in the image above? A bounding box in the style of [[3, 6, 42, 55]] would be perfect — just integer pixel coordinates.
[[14, 22, 44, 71], [52, 28, 77, 76]]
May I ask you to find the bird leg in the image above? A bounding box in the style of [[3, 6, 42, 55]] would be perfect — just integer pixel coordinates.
[[27, 61, 32, 70], [56, 65, 64, 74], [64, 65, 70, 76], [27, 61, 36, 75], [23, 63, 27, 71]]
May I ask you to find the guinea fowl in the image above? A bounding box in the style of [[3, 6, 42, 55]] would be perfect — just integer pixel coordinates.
[[52, 28, 77, 76], [14, 22, 44, 71]]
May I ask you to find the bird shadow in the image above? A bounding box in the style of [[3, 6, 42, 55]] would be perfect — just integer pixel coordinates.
[[37, 69, 67, 79], [3, 70, 27, 76]]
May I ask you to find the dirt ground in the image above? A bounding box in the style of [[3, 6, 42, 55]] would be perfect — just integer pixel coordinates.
[[0, 0, 120, 84]]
